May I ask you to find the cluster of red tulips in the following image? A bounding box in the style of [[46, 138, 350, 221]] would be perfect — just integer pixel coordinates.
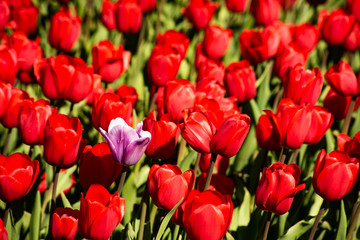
[[1, 0, 360, 239]]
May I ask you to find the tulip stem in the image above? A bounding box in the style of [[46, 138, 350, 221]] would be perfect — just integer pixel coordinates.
[[308, 201, 326, 240], [272, 88, 283, 112], [3, 203, 11, 226], [177, 138, 187, 165], [68, 102, 74, 118], [193, 153, 201, 178], [48, 167, 60, 239], [290, 149, 299, 164], [156, 0, 166, 36], [262, 212, 272, 240], [148, 86, 158, 114], [347, 202, 360, 240], [138, 187, 149, 240], [278, 147, 287, 163], [342, 97, 356, 134], [117, 166, 128, 195], [2, 128, 12, 155], [202, 153, 217, 191]]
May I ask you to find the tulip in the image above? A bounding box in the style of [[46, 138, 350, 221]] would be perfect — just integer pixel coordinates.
[[256, 110, 282, 151], [0, 82, 12, 120], [325, 60, 359, 96], [337, 132, 360, 159], [225, 0, 249, 12], [250, 0, 281, 26], [139, 0, 157, 12], [292, 23, 320, 53], [164, 79, 196, 121], [79, 143, 123, 190], [92, 40, 131, 83], [197, 173, 234, 196], [239, 26, 280, 64], [271, 21, 293, 47], [210, 114, 251, 158], [44, 114, 83, 168], [0, 1, 9, 32], [143, 111, 180, 160], [343, 22, 360, 51], [0, 218, 8, 240], [280, 0, 297, 8], [182, 0, 218, 30], [10, 1, 38, 35], [199, 153, 229, 174], [0, 87, 30, 129], [48, 8, 81, 52], [0, 153, 39, 203], [183, 190, 233, 240], [197, 58, 225, 84], [115, 0, 142, 34], [148, 164, 195, 210], [92, 92, 133, 131], [224, 60, 257, 103], [0, 46, 17, 85], [255, 162, 305, 215], [18, 99, 57, 145], [99, 117, 151, 166], [313, 150, 359, 201], [323, 89, 360, 120], [115, 85, 138, 107], [274, 43, 307, 81], [202, 25, 233, 59], [283, 64, 323, 107], [156, 30, 190, 59], [52, 207, 80, 240], [318, 9, 355, 46], [348, 0, 360, 23], [100, 0, 116, 30], [304, 107, 333, 145], [78, 184, 125, 240], [147, 45, 182, 86], [34, 55, 94, 103]]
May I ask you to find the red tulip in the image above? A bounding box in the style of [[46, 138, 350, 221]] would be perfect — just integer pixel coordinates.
[[0, 218, 8, 240], [348, 0, 360, 23], [182, 0, 218, 30], [0, 45, 17, 85], [148, 164, 195, 210], [239, 26, 280, 64], [325, 60, 359, 96], [224, 60, 256, 103], [78, 184, 125, 240], [199, 153, 229, 174], [48, 8, 81, 52], [318, 9, 355, 46], [18, 99, 57, 145], [196, 56, 225, 84], [202, 25, 233, 59], [115, 0, 142, 34], [313, 150, 359, 201], [92, 92, 133, 131], [255, 162, 305, 215], [183, 190, 233, 240], [164, 79, 196, 121], [337, 131, 360, 159], [197, 173, 234, 195], [0, 153, 39, 203], [256, 110, 282, 150], [79, 143, 123, 191], [156, 30, 190, 59], [100, 0, 116, 30], [271, 21, 293, 47], [10, 1, 38, 35], [292, 23, 320, 53], [147, 45, 182, 86], [304, 106, 333, 145], [44, 114, 83, 168], [92, 40, 131, 83], [34, 55, 94, 103], [343, 21, 360, 51], [0, 1, 9, 32], [115, 84, 138, 107], [283, 64, 323, 107], [0, 87, 30, 129], [52, 207, 80, 240], [280, 0, 297, 8], [196, 79, 225, 101], [143, 111, 180, 160], [0, 82, 12, 120], [323, 89, 360, 120], [250, 0, 281, 26], [138, 0, 157, 12], [225, 0, 249, 12]]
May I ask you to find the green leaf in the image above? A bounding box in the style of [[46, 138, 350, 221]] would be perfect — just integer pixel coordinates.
[[29, 191, 41, 240], [256, 61, 274, 110], [179, 149, 197, 172], [279, 218, 315, 240], [335, 200, 347, 240], [155, 198, 183, 240], [249, 99, 262, 124], [325, 129, 335, 153], [122, 172, 138, 224], [60, 192, 72, 208], [233, 125, 257, 172], [56, 165, 77, 197]]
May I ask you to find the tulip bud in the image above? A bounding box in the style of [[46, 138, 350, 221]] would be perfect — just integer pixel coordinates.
[[139, 0, 157, 12], [202, 25, 233, 59], [52, 207, 79, 240], [44, 114, 83, 168], [250, 0, 281, 26], [148, 164, 195, 210], [48, 8, 81, 52], [182, 0, 218, 30], [325, 60, 359, 96], [0, 153, 39, 203], [0, 218, 8, 240], [304, 107, 333, 145], [323, 89, 360, 120], [196, 58, 225, 84], [115, 0, 142, 34], [0, 46, 17, 85], [79, 184, 125, 240], [11, 1, 38, 35], [255, 162, 305, 215], [156, 30, 190, 59], [225, 0, 249, 12], [337, 131, 360, 159], [313, 150, 359, 201], [0, 82, 11, 119], [115, 84, 138, 107], [0, 1, 9, 32], [343, 22, 360, 51], [224, 60, 257, 103], [100, 0, 116, 30], [79, 143, 123, 190], [256, 110, 282, 150], [292, 23, 320, 53], [199, 153, 229, 174]]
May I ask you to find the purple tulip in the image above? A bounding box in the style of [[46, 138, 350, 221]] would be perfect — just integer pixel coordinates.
[[99, 117, 151, 166]]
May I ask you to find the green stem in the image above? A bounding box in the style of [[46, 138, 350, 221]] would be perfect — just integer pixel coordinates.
[[177, 138, 187, 165], [148, 86, 158, 114], [202, 153, 217, 191], [48, 167, 60, 239], [3, 128, 12, 155], [138, 187, 149, 240], [262, 212, 272, 240], [193, 153, 201, 178], [278, 147, 286, 163], [3, 203, 11, 226], [342, 97, 356, 134], [117, 166, 128, 195], [347, 202, 360, 240], [308, 201, 326, 240], [290, 148, 299, 164], [68, 102, 75, 118]]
